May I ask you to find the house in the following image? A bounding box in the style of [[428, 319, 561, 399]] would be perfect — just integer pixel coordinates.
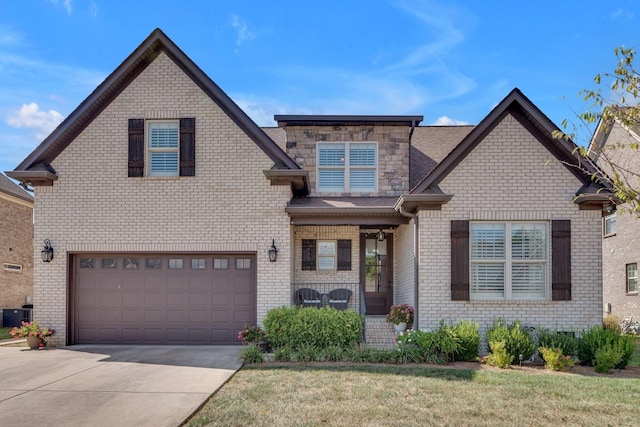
[[0, 173, 33, 322], [7, 29, 611, 346], [588, 111, 640, 321]]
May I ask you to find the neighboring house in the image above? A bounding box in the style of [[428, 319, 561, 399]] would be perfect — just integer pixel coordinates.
[[588, 114, 640, 321], [7, 29, 611, 346], [0, 173, 33, 317]]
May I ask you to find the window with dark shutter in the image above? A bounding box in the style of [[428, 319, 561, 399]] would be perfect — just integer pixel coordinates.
[[451, 220, 470, 301], [128, 118, 145, 177], [302, 239, 316, 270], [551, 220, 571, 301], [179, 118, 195, 176], [337, 239, 352, 271]]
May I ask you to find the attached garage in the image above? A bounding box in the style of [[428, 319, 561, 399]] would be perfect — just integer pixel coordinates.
[[71, 253, 256, 345]]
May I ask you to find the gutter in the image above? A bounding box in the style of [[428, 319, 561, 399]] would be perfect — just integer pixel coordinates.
[[397, 203, 420, 330]]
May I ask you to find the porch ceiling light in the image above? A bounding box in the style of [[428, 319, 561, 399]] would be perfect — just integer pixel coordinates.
[[41, 239, 54, 263], [377, 229, 385, 242], [268, 239, 278, 262]]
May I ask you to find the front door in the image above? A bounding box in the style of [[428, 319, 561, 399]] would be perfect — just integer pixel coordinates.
[[360, 233, 393, 315]]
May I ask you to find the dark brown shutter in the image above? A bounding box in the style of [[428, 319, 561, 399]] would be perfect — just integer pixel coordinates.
[[552, 220, 571, 301], [451, 220, 470, 301], [302, 239, 316, 270], [128, 119, 145, 177], [337, 239, 352, 271], [179, 118, 195, 176]]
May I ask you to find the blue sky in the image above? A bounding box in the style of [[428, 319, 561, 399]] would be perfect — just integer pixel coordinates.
[[0, 0, 638, 176]]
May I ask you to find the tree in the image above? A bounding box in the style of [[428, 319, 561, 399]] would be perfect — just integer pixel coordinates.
[[556, 47, 640, 215]]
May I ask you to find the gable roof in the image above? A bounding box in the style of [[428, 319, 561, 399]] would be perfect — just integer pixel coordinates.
[[410, 125, 475, 188], [411, 88, 609, 199], [0, 173, 33, 203], [7, 28, 299, 186]]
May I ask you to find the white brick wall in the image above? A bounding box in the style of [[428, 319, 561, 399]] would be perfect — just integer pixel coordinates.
[[32, 53, 293, 345], [394, 221, 415, 307], [417, 114, 603, 334]]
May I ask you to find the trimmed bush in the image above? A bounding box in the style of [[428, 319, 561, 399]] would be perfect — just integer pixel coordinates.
[[485, 319, 536, 363], [264, 306, 363, 350], [396, 327, 460, 364], [444, 320, 481, 361], [537, 328, 578, 357], [539, 347, 575, 371], [577, 325, 635, 369], [485, 340, 512, 368]]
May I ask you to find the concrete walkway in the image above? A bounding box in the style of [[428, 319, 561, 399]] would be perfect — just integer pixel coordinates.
[[0, 345, 243, 427]]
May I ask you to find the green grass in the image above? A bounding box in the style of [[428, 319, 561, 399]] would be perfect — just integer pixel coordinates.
[[0, 327, 13, 340], [185, 364, 640, 427]]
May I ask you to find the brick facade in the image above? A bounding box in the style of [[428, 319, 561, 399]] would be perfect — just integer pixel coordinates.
[[597, 122, 640, 320], [32, 53, 292, 345], [416, 114, 602, 334], [0, 193, 33, 310]]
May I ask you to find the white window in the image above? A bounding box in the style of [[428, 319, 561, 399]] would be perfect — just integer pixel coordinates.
[[148, 121, 179, 176], [317, 240, 337, 270], [317, 142, 377, 192], [604, 212, 616, 236], [627, 263, 638, 294], [470, 222, 547, 300]]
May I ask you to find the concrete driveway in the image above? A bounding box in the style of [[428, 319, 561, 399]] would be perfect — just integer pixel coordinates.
[[0, 344, 243, 427]]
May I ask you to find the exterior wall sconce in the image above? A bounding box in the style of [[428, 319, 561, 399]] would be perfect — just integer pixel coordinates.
[[41, 239, 54, 262], [268, 239, 278, 262], [377, 229, 385, 242], [604, 204, 616, 214]]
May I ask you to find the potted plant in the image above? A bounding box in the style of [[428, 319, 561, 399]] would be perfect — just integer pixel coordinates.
[[10, 320, 56, 349], [237, 324, 270, 352], [386, 304, 414, 333]]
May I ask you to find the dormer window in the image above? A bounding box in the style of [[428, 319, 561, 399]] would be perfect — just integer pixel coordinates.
[[317, 142, 377, 193]]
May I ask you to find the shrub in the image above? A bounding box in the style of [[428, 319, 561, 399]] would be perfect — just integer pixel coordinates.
[[273, 346, 292, 362], [237, 324, 266, 344], [323, 345, 344, 362], [602, 315, 621, 332], [444, 320, 480, 361], [263, 306, 362, 350], [486, 319, 536, 363], [536, 328, 578, 357], [485, 340, 512, 368], [577, 325, 635, 369], [594, 344, 623, 373], [396, 327, 460, 364], [241, 344, 264, 364], [539, 347, 575, 371], [344, 343, 377, 363], [293, 343, 321, 362]]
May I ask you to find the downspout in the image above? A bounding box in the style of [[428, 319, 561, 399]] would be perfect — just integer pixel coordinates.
[[398, 203, 419, 330]]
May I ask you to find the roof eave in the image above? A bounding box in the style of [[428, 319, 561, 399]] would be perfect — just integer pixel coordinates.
[[263, 169, 309, 196], [6, 170, 58, 187], [394, 193, 453, 213]]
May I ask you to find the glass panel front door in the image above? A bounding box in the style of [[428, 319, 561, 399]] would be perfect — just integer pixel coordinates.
[[364, 237, 389, 292]]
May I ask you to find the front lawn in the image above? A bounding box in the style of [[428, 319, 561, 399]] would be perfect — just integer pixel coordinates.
[[186, 364, 640, 426], [0, 327, 13, 340]]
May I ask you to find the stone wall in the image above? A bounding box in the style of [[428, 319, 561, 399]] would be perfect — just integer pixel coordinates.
[[283, 125, 410, 197]]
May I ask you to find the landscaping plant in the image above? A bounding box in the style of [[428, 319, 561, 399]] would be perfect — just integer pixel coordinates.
[[237, 324, 266, 345], [10, 320, 56, 347], [443, 320, 480, 361], [536, 328, 578, 357], [485, 319, 536, 363], [539, 347, 575, 371], [386, 304, 414, 327], [577, 325, 635, 369], [263, 306, 362, 350], [485, 340, 513, 368], [241, 344, 264, 364], [395, 326, 460, 364]]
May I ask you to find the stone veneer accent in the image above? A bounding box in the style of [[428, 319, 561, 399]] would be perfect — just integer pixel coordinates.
[[417, 114, 602, 334], [32, 52, 292, 345], [0, 194, 33, 310], [284, 125, 410, 197]]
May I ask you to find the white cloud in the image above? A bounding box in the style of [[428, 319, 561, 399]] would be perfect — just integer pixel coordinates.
[[6, 103, 64, 139], [47, 0, 73, 14], [431, 116, 469, 126], [610, 8, 634, 20], [231, 15, 256, 46], [90, 1, 98, 18], [0, 26, 22, 46]]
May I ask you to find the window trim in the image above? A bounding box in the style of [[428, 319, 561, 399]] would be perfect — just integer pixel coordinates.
[[626, 263, 638, 294], [146, 120, 180, 177], [603, 212, 617, 237], [317, 240, 337, 270], [469, 221, 549, 301], [316, 141, 378, 193]]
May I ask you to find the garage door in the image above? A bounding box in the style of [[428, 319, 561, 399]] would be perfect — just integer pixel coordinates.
[[73, 254, 256, 344]]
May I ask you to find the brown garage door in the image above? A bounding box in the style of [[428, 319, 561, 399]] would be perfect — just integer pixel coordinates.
[[73, 254, 256, 344]]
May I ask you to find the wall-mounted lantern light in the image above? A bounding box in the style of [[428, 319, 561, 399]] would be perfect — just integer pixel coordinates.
[[41, 239, 54, 263], [377, 229, 385, 242], [268, 239, 278, 262]]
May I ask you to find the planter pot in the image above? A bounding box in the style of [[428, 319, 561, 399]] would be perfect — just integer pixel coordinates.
[[393, 322, 407, 333], [26, 336, 40, 350]]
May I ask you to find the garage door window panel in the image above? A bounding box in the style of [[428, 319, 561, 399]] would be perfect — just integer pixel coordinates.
[[169, 258, 184, 269], [146, 258, 162, 269], [191, 258, 206, 269], [213, 258, 229, 269], [102, 258, 117, 269]]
